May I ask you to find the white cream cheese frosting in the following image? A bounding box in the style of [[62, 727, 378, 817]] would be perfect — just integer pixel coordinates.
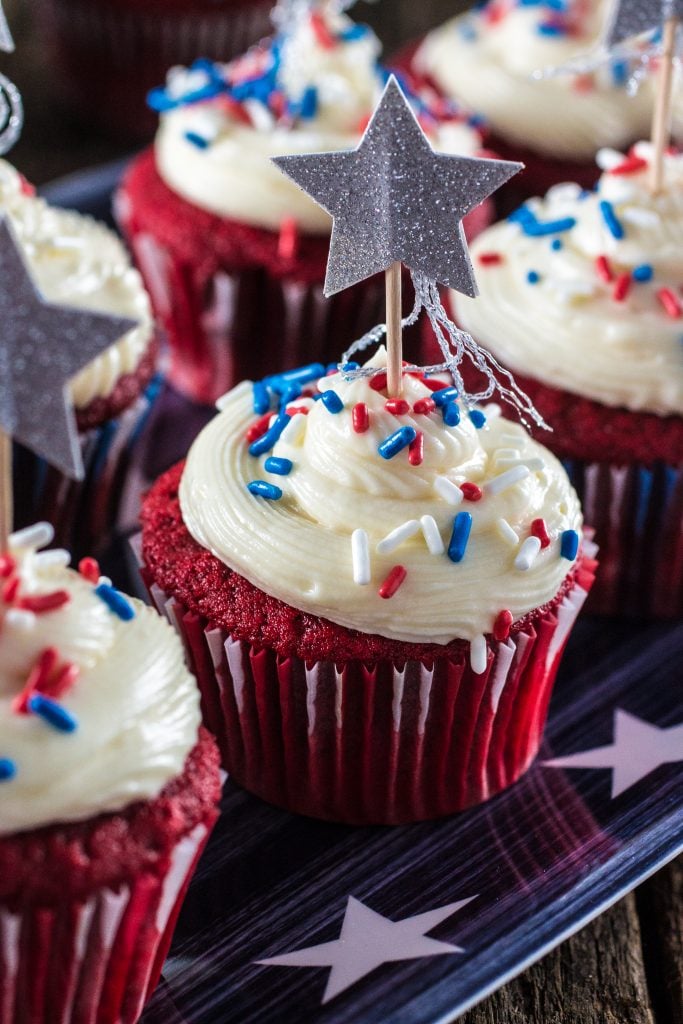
[[152, 9, 483, 233], [179, 352, 583, 646], [0, 525, 201, 835], [454, 143, 683, 417], [0, 160, 154, 411], [415, 0, 652, 161]]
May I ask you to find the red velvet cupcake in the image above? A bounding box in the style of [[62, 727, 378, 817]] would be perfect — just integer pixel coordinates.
[[140, 354, 596, 824], [31, 0, 272, 141], [0, 523, 221, 1023], [116, 6, 492, 405]]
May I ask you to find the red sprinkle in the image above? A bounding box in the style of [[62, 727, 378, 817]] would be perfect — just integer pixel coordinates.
[[285, 404, 310, 417], [19, 590, 71, 614], [47, 662, 80, 699], [245, 413, 273, 443], [460, 482, 483, 502], [421, 378, 448, 392], [612, 272, 632, 302], [493, 610, 514, 643], [409, 431, 424, 467], [369, 373, 388, 392], [571, 73, 595, 94], [0, 554, 15, 578], [217, 94, 252, 126], [278, 217, 299, 261], [658, 287, 682, 319], [413, 397, 436, 415], [2, 574, 20, 604], [530, 518, 551, 549], [13, 647, 59, 714], [478, 252, 503, 266], [385, 398, 410, 415], [352, 402, 370, 434], [310, 10, 336, 48], [78, 557, 100, 584], [610, 155, 648, 176], [378, 565, 407, 600], [595, 254, 613, 283]]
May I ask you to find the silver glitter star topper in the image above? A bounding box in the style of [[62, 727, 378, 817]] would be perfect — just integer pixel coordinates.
[[0, 2, 22, 158], [0, 1, 14, 53], [604, 0, 683, 45]]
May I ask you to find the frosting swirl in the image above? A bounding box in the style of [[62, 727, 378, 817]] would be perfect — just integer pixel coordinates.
[[0, 527, 201, 835], [179, 352, 582, 645], [152, 9, 482, 233], [0, 160, 154, 410], [415, 0, 652, 160], [454, 144, 683, 417]]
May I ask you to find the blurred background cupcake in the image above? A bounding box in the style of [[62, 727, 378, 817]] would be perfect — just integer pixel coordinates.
[[140, 353, 596, 824], [0, 523, 221, 1024], [451, 144, 683, 619], [116, 2, 491, 405]]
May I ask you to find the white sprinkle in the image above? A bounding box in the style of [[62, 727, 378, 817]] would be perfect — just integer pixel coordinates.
[[244, 98, 275, 132], [215, 391, 231, 411], [485, 465, 530, 496], [351, 529, 371, 586], [493, 448, 523, 466], [495, 456, 545, 472], [377, 519, 421, 555], [470, 634, 488, 675], [499, 434, 525, 449], [280, 413, 307, 446], [496, 517, 519, 547], [52, 235, 86, 249], [420, 515, 445, 556], [552, 278, 597, 303], [545, 182, 583, 203], [32, 549, 70, 568], [482, 402, 502, 419], [98, 575, 112, 587], [434, 476, 464, 505], [514, 536, 542, 571], [4, 609, 36, 631], [9, 522, 54, 551], [596, 147, 625, 170], [632, 140, 654, 160], [622, 207, 660, 229]]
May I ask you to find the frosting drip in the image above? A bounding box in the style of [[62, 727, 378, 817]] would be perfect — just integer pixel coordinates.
[[180, 353, 582, 645], [455, 144, 683, 417], [0, 530, 200, 835], [0, 160, 153, 410], [415, 1, 652, 160]]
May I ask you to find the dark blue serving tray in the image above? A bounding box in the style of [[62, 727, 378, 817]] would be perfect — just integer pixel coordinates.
[[42, 161, 683, 1024]]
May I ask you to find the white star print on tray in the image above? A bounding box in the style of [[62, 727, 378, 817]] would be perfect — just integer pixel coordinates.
[[543, 709, 683, 798], [256, 894, 476, 1004]]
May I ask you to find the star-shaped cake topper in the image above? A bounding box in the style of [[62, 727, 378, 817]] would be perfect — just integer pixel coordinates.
[[543, 709, 683, 798], [257, 894, 476, 1004], [0, 1, 14, 53], [604, 0, 683, 46], [0, 218, 138, 479], [274, 76, 522, 298]]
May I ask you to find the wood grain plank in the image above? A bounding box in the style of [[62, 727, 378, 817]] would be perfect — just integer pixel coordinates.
[[636, 857, 683, 1024]]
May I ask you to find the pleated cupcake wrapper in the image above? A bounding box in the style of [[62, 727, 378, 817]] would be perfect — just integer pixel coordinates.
[[0, 822, 209, 1024], [564, 458, 683, 618], [13, 377, 161, 563], [142, 555, 595, 824]]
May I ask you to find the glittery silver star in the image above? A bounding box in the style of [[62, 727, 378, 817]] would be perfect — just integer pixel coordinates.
[[0, 218, 138, 479], [604, 0, 683, 46], [273, 76, 522, 297], [0, 2, 14, 53]]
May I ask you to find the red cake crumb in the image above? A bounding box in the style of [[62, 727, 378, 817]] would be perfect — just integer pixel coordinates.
[[75, 334, 158, 433], [0, 727, 220, 910], [141, 462, 587, 666]]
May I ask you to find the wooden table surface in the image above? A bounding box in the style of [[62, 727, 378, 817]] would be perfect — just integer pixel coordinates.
[[2, 1, 681, 1020]]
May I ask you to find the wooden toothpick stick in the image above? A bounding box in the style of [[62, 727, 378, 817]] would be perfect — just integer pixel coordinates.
[[650, 16, 678, 195], [0, 429, 12, 553], [386, 261, 403, 396]]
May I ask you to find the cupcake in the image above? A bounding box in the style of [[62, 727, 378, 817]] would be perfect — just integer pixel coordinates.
[[0, 521, 221, 1024], [140, 350, 596, 825], [116, 5, 491, 406], [451, 143, 683, 619], [0, 160, 159, 561], [31, 0, 272, 142], [406, 0, 652, 202]]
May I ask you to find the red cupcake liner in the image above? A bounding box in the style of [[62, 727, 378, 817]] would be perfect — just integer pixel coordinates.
[[32, 0, 273, 142], [0, 820, 210, 1024], [142, 557, 595, 825]]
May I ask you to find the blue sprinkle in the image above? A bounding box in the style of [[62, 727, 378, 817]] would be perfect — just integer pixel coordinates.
[[341, 361, 360, 372], [321, 390, 344, 414], [551, 239, 563, 251], [252, 381, 271, 415], [560, 529, 580, 561], [527, 270, 541, 284], [522, 216, 576, 237], [611, 59, 628, 86], [265, 363, 325, 394], [184, 130, 210, 149], [248, 480, 283, 501], [633, 264, 654, 283], [378, 426, 416, 460], [432, 386, 459, 407], [537, 22, 566, 36], [299, 86, 318, 120], [265, 457, 293, 476], [599, 200, 624, 240], [0, 758, 16, 781], [338, 23, 369, 41], [28, 695, 78, 734], [469, 410, 487, 429], [95, 584, 136, 622], [249, 412, 291, 457], [448, 512, 473, 563], [442, 401, 461, 427], [280, 384, 302, 408]]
